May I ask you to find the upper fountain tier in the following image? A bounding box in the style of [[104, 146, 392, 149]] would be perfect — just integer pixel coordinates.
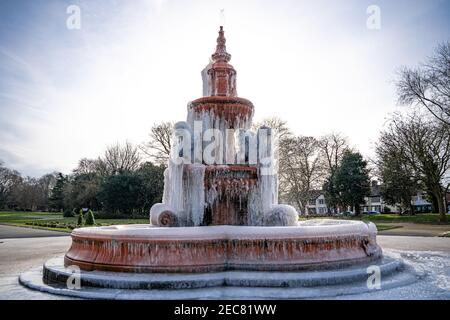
[[189, 26, 254, 130], [208, 25, 236, 97]]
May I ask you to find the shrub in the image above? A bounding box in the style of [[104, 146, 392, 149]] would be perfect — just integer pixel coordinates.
[[77, 211, 84, 226], [85, 210, 95, 226], [63, 209, 74, 218]]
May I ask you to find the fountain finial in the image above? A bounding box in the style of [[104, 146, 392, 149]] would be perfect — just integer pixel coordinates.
[[212, 26, 231, 62]]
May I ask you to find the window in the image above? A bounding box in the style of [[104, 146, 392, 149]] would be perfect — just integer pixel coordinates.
[[318, 199, 325, 205]]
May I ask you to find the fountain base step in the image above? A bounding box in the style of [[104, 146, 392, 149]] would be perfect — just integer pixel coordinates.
[[19, 251, 421, 299]]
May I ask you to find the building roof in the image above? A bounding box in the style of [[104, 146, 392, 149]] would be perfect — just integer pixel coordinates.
[[308, 190, 324, 201]]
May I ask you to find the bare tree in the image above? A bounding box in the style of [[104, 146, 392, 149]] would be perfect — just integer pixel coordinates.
[[9, 176, 46, 211], [314, 133, 351, 214], [254, 118, 332, 212], [318, 133, 349, 174], [375, 137, 418, 214], [0, 161, 22, 208], [379, 113, 450, 221], [397, 41, 450, 125], [73, 158, 110, 177], [74, 158, 99, 175], [101, 142, 142, 175], [38, 173, 57, 210], [253, 117, 292, 141], [278, 136, 325, 213], [0, 161, 58, 211], [140, 122, 174, 165]]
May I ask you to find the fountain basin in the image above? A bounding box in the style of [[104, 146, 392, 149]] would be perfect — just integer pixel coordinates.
[[190, 96, 254, 127], [64, 220, 381, 273]]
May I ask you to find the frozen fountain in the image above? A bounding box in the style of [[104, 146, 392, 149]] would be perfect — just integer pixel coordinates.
[[63, 26, 381, 273], [19, 27, 418, 299]]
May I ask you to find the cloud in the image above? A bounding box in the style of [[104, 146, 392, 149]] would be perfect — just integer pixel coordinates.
[[0, 0, 449, 177]]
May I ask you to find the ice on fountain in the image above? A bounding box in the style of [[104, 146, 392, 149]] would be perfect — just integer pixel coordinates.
[[247, 185, 263, 225], [225, 129, 237, 164], [159, 123, 207, 226], [161, 168, 171, 205], [187, 105, 255, 165], [203, 127, 224, 165], [201, 60, 213, 97], [259, 171, 278, 212], [183, 164, 206, 226], [162, 155, 184, 215], [187, 108, 252, 132], [236, 129, 257, 165], [149, 203, 175, 226], [187, 102, 194, 127], [264, 204, 298, 226], [205, 180, 219, 207], [73, 221, 377, 239], [155, 97, 288, 226], [173, 121, 194, 162], [158, 120, 284, 226]]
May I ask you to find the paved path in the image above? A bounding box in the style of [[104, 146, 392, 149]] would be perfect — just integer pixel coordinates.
[[0, 224, 69, 239], [378, 235, 450, 252], [378, 223, 449, 237], [0, 226, 449, 299], [0, 234, 72, 299]]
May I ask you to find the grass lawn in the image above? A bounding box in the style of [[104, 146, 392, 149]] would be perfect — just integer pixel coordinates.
[[299, 213, 449, 233], [372, 224, 403, 232], [1, 211, 448, 233], [0, 211, 148, 233], [300, 213, 449, 224], [348, 213, 450, 224]]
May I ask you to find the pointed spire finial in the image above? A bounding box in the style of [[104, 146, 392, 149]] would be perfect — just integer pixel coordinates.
[[212, 26, 231, 62], [206, 26, 237, 97]]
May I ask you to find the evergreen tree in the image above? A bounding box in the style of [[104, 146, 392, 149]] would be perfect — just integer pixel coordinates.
[[85, 210, 95, 225], [137, 162, 165, 213], [98, 172, 144, 215], [337, 151, 371, 215], [324, 151, 371, 215], [49, 173, 67, 212], [77, 210, 84, 226], [323, 170, 340, 213]]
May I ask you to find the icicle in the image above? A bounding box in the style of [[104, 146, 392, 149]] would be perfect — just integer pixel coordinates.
[[183, 164, 206, 226]]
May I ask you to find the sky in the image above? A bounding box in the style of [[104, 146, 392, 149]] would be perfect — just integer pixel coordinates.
[[0, 0, 450, 177]]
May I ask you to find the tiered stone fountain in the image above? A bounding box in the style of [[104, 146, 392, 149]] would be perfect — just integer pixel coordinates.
[[19, 27, 416, 299]]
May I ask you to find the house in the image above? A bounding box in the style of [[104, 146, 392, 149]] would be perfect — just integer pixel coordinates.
[[362, 181, 396, 213], [304, 191, 328, 215], [304, 181, 394, 215], [362, 181, 382, 213], [411, 191, 433, 213], [446, 191, 450, 213], [301, 181, 446, 215], [411, 190, 450, 213]]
